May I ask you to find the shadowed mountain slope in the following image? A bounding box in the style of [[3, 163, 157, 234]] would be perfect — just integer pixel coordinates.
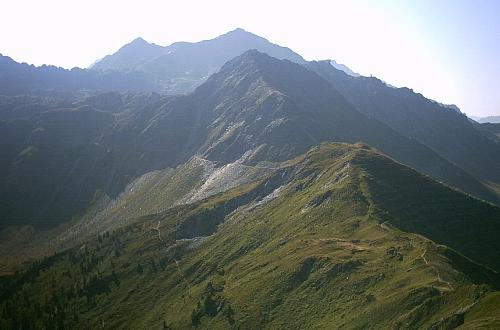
[[0, 54, 160, 95], [478, 122, 500, 144], [305, 61, 500, 191], [1, 50, 497, 231], [189, 51, 498, 204]]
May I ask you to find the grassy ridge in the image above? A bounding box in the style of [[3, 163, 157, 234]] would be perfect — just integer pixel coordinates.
[[1, 143, 500, 329]]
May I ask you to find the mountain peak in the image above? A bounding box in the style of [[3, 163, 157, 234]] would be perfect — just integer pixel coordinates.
[[216, 27, 265, 43], [212, 49, 290, 81], [130, 37, 148, 45], [201, 49, 331, 98], [224, 27, 257, 37], [229, 27, 249, 33], [91, 28, 305, 77], [120, 37, 157, 51], [91, 36, 163, 71]]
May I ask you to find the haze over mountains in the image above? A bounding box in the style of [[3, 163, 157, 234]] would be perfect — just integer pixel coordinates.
[[473, 115, 500, 124], [1, 28, 500, 329], [90, 28, 305, 94], [0, 29, 362, 97]]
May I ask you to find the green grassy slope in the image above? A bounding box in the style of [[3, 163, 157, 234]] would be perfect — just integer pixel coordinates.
[[0, 157, 203, 276], [0, 150, 275, 275], [1, 143, 500, 329]]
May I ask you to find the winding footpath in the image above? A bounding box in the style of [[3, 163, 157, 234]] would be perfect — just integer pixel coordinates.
[[154, 221, 192, 292], [420, 249, 454, 291]]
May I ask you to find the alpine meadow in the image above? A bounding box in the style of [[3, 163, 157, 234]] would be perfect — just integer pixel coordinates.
[[1, 1, 500, 329]]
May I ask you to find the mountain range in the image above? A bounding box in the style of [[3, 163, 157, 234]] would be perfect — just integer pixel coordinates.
[[90, 28, 305, 94], [472, 115, 500, 124], [1, 28, 500, 329]]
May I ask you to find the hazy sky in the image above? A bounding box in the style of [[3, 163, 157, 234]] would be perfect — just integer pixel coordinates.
[[1, 0, 499, 117]]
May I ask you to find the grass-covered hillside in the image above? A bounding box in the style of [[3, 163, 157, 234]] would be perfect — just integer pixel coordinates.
[[0, 149, 275, 275], [1, 143, 500, 329]]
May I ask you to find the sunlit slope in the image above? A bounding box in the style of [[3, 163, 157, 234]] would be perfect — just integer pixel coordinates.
[[0, 152, 274, 274], [1, 143, 500, 329]]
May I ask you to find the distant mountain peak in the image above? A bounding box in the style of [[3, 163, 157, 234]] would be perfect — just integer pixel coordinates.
[[90, 28, 305, 76], [90, 36, 163, 71], [474, 115, 500, 123], [228, 27, 249, 34], [217, 27, 267, 42], [224, 27, 258, 36], [131, 37, 147, 44], [119, 37, 159, 51]]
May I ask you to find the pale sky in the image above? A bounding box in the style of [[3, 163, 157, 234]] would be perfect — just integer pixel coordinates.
[[1, 0, 499, 117]]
